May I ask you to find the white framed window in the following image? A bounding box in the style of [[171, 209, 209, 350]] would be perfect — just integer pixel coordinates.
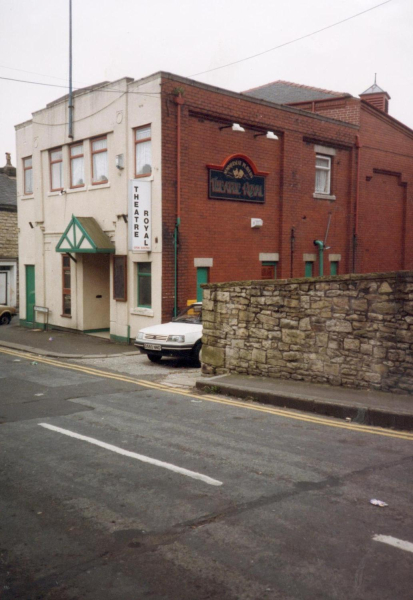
[[70, 143, 85, 188], [23, 156, 33, 194], [315, 155, 331, 195], [50, 148, 63, 191], [135, 125, 152, 177], [91, 136, 108, 184]]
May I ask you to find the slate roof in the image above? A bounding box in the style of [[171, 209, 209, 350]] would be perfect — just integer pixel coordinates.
[[0, 168, 17, 210], [242, 80, 349, 105]]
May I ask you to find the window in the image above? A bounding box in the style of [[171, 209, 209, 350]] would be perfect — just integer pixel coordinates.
[[315, 155, 331, 195], [113, 256, 127, 301], [261, 262, 277, 280], [330, 261, 339, 276], [137, 263, 151, 307], [70, 143, 85, 188], [50, 148, 63, 191], [91, 136, 108, 184], [135, 125, 152, 177], [62, 255, 71, 316], [23, 156, 33, 195], [305, 261, 313, 278]]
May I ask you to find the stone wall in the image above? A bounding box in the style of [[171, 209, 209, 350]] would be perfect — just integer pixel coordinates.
[[0, 209, 18, 259], [201, 272, 413, 395]]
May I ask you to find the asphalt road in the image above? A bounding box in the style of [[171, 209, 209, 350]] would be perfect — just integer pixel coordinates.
[[1, 347, 413, 600]]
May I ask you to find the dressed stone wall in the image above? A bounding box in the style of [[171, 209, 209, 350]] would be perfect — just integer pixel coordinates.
[[201, 272, 413, 395]]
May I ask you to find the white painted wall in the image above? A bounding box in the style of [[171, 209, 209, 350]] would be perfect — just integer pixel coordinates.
[[16, 74, 163, 337]]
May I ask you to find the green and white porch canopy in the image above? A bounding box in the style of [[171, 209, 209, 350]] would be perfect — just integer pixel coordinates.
[[56, 215, 115, 254]]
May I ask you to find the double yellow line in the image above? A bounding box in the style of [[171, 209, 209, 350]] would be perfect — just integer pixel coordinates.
[[2, 346, 413, 442]]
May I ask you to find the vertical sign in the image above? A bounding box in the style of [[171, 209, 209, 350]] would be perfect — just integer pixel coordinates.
[[128, 180, 151, 251]]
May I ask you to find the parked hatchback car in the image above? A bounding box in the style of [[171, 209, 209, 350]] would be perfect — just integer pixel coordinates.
[[0, 304, 17, 325], [135, 302, 202, 364]]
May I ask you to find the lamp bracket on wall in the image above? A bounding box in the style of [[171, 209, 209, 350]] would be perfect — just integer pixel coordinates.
[[254, 131, 279, 140], [219, 123, 245, 132]]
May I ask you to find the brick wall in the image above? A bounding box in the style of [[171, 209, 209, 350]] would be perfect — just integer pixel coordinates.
[[202, 272, 413, 395], [161, 76, 357, 321], [0, 209, 18, 259]]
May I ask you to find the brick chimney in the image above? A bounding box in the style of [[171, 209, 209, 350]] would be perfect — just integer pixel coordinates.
[[1, 153, 16, 177], [360, 76, 390, 114]]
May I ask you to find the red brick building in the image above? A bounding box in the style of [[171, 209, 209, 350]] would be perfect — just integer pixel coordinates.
[[17, 72, 413, 334], [161, 74, 413, 320]]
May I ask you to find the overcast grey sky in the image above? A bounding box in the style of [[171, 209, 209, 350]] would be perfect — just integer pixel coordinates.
[[1, 0, 412, 166]]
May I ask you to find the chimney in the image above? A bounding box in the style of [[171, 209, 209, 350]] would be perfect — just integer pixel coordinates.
[[2, 153, 16, 177], [360, 76, 390, 114]]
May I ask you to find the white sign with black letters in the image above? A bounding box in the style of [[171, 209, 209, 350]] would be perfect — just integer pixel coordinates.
[[128, 180, 151, 252]]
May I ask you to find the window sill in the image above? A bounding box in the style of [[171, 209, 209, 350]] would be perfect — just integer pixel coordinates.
[[130, 307, 154, 317], [67, 187, 86, 194], [60, 314, 72, 318], [47, 191, 62, 197], [88, 182, 110, 190], [21, 195, 34, 200], [313, 193, 336, 201]]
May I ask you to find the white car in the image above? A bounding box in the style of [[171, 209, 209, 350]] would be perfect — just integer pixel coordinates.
[[135, 302, 202, 364]]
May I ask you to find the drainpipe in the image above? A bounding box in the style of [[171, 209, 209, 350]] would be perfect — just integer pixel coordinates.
[[173, 93, 184, 317], [353, 134, 362, 272], [68, 0, 74, 139], [314, 240, 324, 276]]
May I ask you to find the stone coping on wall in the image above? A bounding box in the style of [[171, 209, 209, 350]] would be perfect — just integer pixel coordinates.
[[202, 270, 413, 291]]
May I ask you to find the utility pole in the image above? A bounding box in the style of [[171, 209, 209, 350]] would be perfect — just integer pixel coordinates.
[[68, 0, 73, 139]]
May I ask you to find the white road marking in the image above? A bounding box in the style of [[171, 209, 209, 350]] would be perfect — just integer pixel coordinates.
[[373, 535, 413, 553], [38, 423, 223, 487]]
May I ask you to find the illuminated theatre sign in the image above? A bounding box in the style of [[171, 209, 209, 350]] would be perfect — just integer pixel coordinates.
[[208, 154, 269, 203]]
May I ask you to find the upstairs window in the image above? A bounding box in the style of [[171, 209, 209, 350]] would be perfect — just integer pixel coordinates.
[[135, 125, 152, 177], [91, 136, 108, 184], [70, 143, 85, 188], [315, 155, 331, 195], [50, 148, 63, 191], [23, 156, 33, 194]]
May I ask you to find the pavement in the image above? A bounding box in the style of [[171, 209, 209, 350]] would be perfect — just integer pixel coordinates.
[[196, 373, 413, 432], [1, 318, 413, 431], [0, 319, 140, 358]]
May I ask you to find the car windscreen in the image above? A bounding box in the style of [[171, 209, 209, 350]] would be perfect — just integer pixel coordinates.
[[174, 305, 202, 323]]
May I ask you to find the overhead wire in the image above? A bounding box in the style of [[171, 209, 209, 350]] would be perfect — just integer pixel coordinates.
[[189, 0, 394, 77]]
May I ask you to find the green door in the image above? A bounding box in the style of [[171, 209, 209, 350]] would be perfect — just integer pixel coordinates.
[[25, 265, 35, 323], [196, 267, 209, 302]]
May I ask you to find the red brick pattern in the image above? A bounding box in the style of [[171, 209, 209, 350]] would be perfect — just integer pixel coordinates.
[[160, 76, 413, 320]]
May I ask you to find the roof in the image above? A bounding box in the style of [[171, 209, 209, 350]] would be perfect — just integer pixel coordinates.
[[242, 80, 349, 104], [360, 83, 390, 97], [0, 168, 17, 210], [56, 216, 115, 254]]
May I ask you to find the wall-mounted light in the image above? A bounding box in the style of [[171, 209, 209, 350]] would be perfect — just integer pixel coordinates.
[[116, 154, 124, 170], [251, 218, 263, 228], [254, 131, 279, 140], [219, 123, 245, 132], [59, 189, 67, 196]]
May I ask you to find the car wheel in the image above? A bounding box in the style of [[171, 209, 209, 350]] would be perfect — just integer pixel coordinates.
[[191, 342, 202, 367], [148, 354, 162, 363], [0, 313, 11, 325]]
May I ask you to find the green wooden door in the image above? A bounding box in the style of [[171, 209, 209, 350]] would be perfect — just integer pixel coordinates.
[[196, 267, 209, 302], [25, 265, 35, 323]]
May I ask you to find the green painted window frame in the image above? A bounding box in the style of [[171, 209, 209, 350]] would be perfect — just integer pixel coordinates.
[[305, 261, 313, 278], [137, 262, 152, 308], [330, 261, 339, 276]]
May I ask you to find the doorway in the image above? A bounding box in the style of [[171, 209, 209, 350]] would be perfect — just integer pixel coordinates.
[[25, 265, 35, 323]]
